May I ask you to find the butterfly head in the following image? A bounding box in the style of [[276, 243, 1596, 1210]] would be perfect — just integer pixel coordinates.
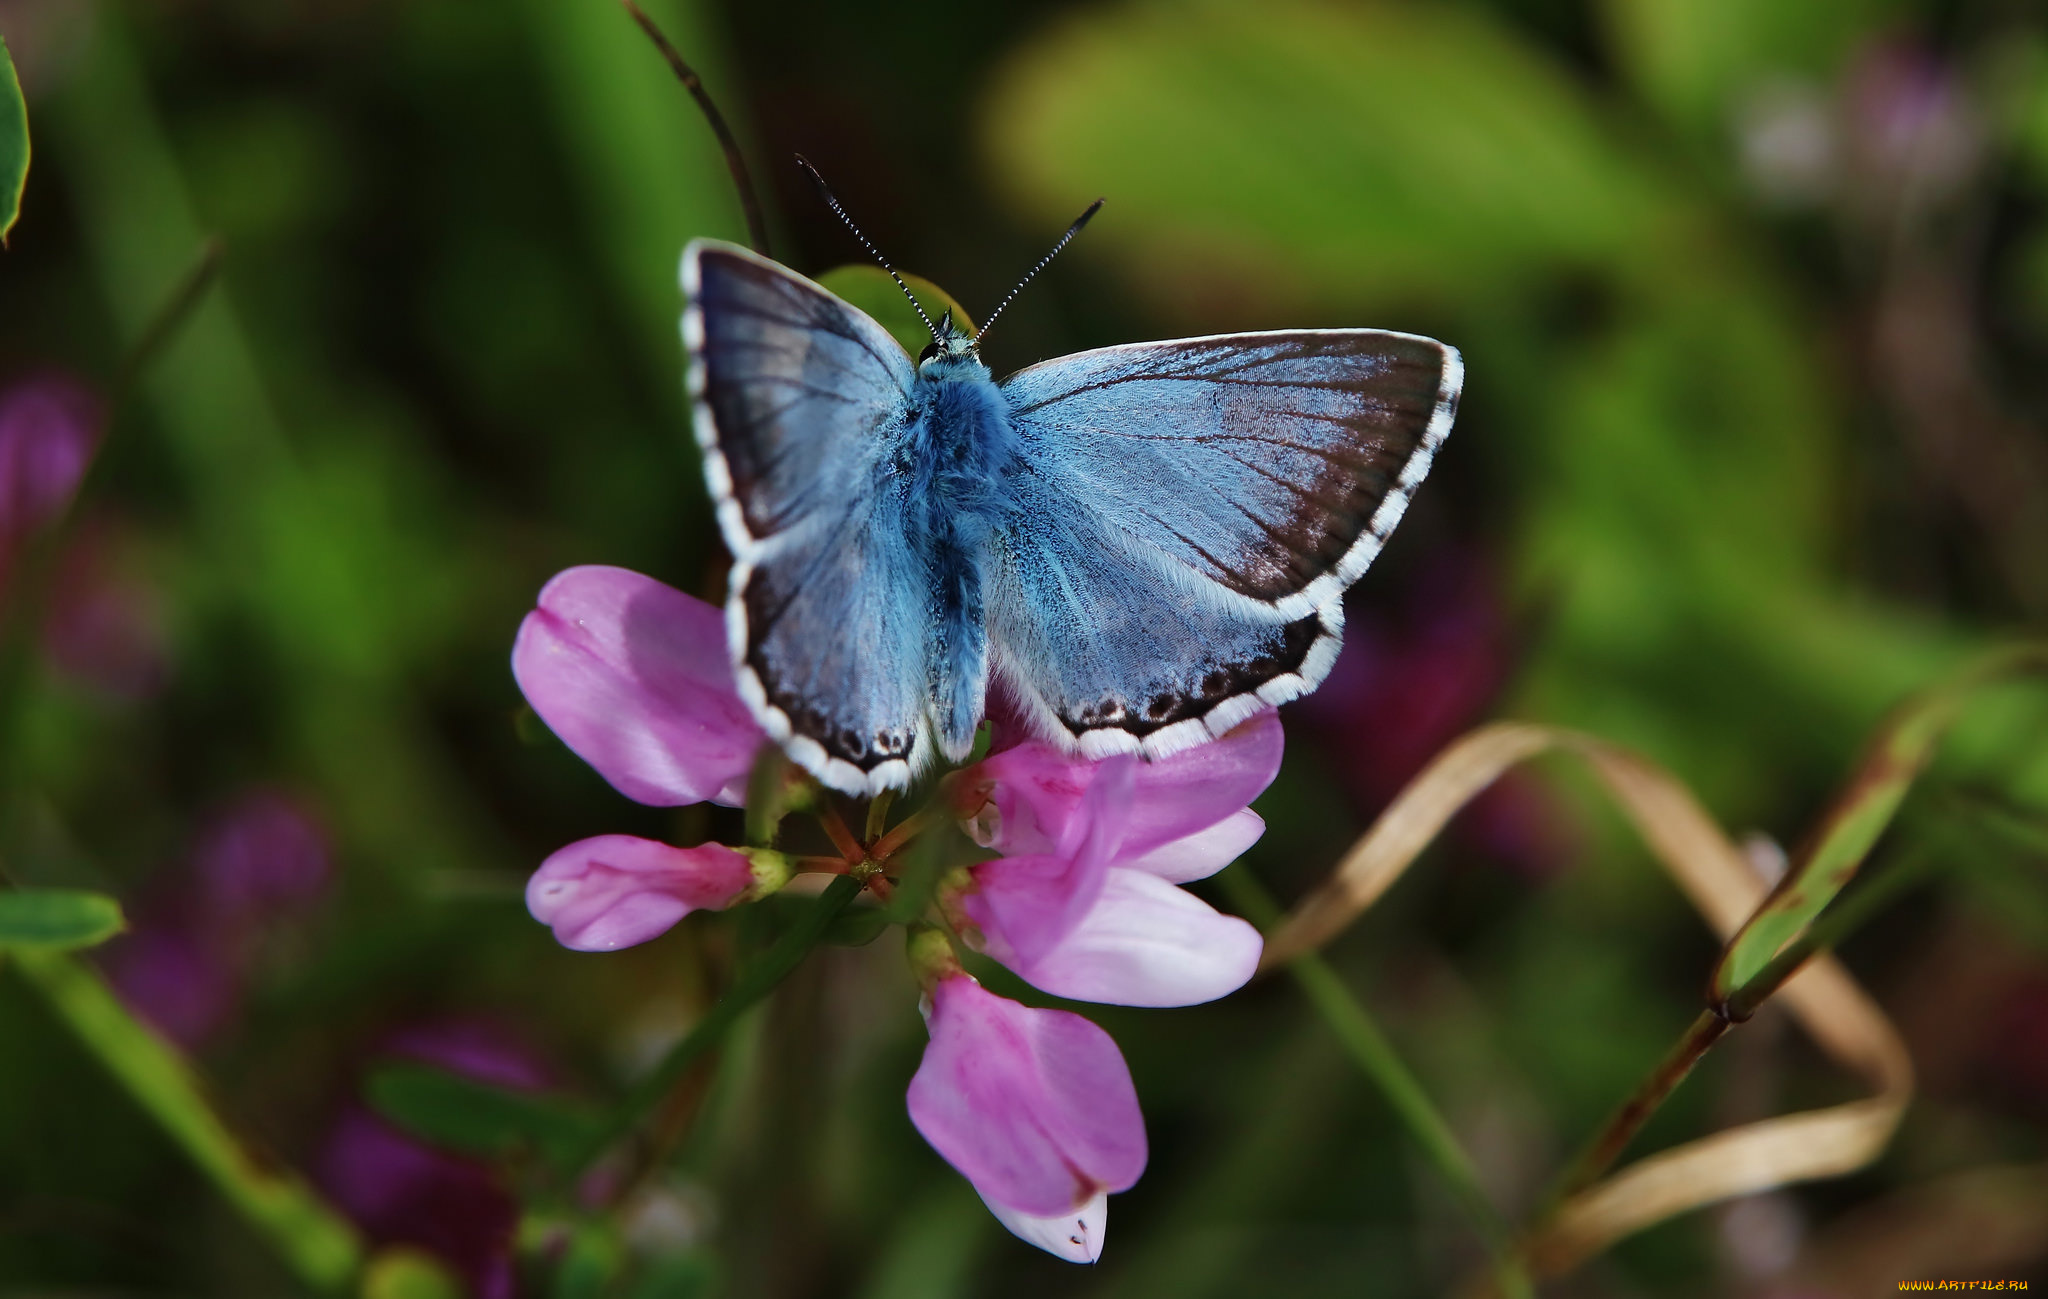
[[917, 310, 981, 371]]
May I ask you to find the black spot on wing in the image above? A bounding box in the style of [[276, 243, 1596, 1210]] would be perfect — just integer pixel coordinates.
[[741, 577, 915, 774], [1058, 612, 1322, 737]]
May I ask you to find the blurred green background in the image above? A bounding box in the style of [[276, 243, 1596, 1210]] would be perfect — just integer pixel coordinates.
[[4, 0, 2048, 1293]]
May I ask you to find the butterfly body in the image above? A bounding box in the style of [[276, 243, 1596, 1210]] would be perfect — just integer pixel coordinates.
[[898, 338, 1018, 760], [683, 240, 1462, 798]]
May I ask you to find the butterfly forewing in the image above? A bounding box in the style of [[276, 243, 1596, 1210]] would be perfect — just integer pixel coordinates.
[[684, 240, 933, 795], [1001, 331, 1461, 620], [991, 330, 1460, 754]]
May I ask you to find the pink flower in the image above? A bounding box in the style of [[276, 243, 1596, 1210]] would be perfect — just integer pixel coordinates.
[[954, 712, 1277, 1007], [906, 973, 1145, 1262], [512, 565, 765, 808], [526, 835, 764, 952]]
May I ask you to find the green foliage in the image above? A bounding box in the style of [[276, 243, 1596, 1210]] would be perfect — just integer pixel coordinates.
[[1598, 0, 1897, 133], [9, 951, 362, 1288], [361, 1250, 466, 1299], [983, 0, 1666, 311], [365, 1063, 604, 1167], [0, 35, 23, 245], [0, 890, 124, 952], [1714, 650, 2048, 1001], [816, 265, 975, 356], [822, 902, 892, 947]]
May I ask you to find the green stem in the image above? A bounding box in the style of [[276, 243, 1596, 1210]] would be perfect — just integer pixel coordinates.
[[9, 951, 362, 1290], [564, 874, 861, 1176], [1549, 847, 1935, 1214], [1722, 848, 1935, 1022], [1551, 1008, 1730, 1198], [1223, 870, 1531, 1299]]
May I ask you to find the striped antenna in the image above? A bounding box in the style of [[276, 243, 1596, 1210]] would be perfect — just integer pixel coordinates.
[[795, 155, 939, 343], [975, 198, 1105, 344]]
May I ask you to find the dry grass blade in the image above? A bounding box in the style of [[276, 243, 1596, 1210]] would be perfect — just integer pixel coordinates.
[[1260, 722, 1558, 971], [1259, 722, 1913, 1285]]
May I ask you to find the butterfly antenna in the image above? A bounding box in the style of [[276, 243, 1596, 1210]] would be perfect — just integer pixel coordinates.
[[975, 197, 1105, 343], [795, 155, 939, 342], [620, 0, 772, 259]]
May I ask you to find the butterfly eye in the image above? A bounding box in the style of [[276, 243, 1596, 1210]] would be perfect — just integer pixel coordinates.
[[918, 341, 941, 364]]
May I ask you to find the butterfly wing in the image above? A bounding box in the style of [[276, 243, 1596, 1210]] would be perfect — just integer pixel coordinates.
[[991, 330, 1461, 755], [684, 239, 931, 795]]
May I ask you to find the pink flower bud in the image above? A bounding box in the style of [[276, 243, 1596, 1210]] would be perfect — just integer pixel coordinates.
[[526, 835, 757, 952]]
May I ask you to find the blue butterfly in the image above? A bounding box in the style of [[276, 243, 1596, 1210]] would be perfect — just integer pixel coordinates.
[[682, 190, 1462, 798]]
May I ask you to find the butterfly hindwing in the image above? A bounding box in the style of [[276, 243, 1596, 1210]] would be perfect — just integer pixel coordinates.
[[988, 463, 1340, 759], [684, 240, 932, 795], [991, 330, 1460, 753]]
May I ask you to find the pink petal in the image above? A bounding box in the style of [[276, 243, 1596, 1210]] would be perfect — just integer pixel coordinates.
[[964, 757, 1131, 967], [513, 566, 763, 807], [906, 977, 1146, 1218], [973, 712, 1283, 866], [978, 1189, 1107, 1264], [1009, 868, 1263, 1007], [1117, 809, 1265, 884], [1114, 712, 1284, 862], [526, 835, 754, 952]]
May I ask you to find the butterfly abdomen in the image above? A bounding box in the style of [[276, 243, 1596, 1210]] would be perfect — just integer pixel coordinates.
[[901, 360, 1018, 761]]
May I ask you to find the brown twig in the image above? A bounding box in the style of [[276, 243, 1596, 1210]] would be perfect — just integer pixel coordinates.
[[619, 0, 772, 259], [816, 803, 863, 864], [1553, 1009, 1733, 1198]]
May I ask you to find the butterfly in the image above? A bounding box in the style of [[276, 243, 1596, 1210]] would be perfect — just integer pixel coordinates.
[[683, 181, 1462, 798]]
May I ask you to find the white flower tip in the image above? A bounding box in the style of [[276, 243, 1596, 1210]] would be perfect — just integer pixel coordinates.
[[980, 1189, 1108, 1264]]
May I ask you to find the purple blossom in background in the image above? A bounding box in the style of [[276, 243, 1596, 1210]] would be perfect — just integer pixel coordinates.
[[106, 790, 331, 1049], [189, 790, 331, 927], [1841, 41, 1980, 202], [509, 563, 1277, 1259], [1292, 553, 1573, 877], [0, 373, 102, 584], [318, 1022, 551, 1299], [41, 517, 170, 700], [103, 922, 242, 1048]]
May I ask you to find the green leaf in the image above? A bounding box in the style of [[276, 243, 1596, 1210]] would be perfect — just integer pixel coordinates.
[[552, 1225, 624, 1299], [816, 265, 975, 357], [0, 889, 126, 952], [362, 1249, 466, 1299], [0, 34, 27, 245], [1597, 0, 1895, 134], [823, 903, 891, 948], [982, 0, 1666, 313], [1711, 646, 2048, 1002], [366, 1063, 604, 1167]]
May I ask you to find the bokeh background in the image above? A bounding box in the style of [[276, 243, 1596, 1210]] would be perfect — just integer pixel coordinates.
[[4, 0, 2048, 1294]]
